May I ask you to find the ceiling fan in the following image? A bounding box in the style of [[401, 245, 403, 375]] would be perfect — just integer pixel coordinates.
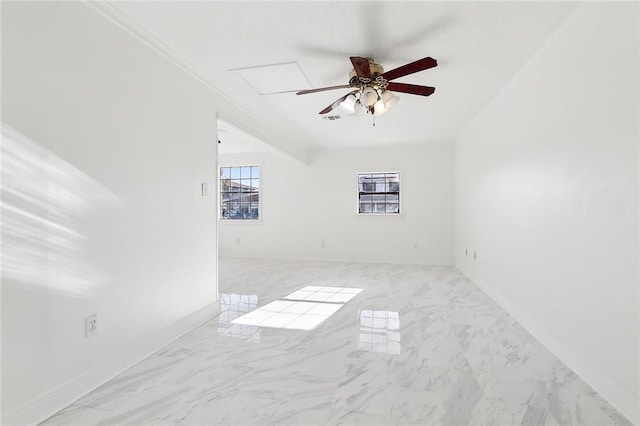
[[296, 56, 437, 119]]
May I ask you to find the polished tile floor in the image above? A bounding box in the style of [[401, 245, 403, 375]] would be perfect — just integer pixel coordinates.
[[42, 258, 631, 425]]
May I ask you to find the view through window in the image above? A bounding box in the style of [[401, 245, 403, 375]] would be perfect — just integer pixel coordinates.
[[220, 165, 260, 220], [358, 172, 400, 214]]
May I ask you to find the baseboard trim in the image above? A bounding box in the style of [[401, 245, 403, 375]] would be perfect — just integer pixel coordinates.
[[456, 265, 639, 425], [219, 251, 454, 266], [2, 303, 220, 426]]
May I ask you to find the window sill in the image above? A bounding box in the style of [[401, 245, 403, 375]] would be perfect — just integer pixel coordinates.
[[218, 219, 263, 224]]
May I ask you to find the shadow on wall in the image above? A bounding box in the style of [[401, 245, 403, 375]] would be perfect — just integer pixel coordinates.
[[1, 125, 124, 297]]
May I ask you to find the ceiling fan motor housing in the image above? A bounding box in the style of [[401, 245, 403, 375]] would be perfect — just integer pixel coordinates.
[[348, 59, 384, 83]]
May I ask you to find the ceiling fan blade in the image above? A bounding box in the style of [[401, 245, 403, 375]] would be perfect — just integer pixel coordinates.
[[350, 56, 371, 79], [386, 82, 435, 97], [381, 57, 437, 81], [297, 84, 351, 95], [319, 91, 357, 115]]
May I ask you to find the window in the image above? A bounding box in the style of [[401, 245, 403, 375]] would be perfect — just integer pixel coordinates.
[[219, 165, 260, 220], [358, 172, 400, 214]]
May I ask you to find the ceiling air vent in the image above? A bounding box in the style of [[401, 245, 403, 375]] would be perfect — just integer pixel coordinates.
[[322, 115, 342, 121]]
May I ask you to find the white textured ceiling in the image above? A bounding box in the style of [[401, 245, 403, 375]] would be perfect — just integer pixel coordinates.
[[109, 1, 578, 156]]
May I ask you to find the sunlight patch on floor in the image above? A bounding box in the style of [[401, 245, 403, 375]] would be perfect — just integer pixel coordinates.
[[283, 286, 362, 303]]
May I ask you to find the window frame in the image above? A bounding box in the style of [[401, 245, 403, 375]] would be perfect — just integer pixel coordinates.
[[218, 162, 263, 223], [356, 171, 402, 215]]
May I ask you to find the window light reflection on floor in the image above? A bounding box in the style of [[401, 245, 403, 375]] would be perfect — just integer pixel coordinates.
[[357, 310, 401, 355], [232, 287, 363, 331], [283, 286, 362, 303]]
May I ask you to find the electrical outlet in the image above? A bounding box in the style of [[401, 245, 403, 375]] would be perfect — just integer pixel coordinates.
[[86, 315, 97, 337]]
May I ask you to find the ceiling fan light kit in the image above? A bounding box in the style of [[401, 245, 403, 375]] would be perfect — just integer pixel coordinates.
[[339, 93, 357, 114], [297, 56, 437, 126], [352, 101, 365, 117], [361, 86, 378, 107], [381, 90, 400, 109], [373, 99, 388, 117]]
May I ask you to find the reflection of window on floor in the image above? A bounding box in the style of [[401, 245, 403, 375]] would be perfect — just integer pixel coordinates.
[[232, 286, 363, 330], [357, 310, 401, 354], [219, 293, 260, 343]]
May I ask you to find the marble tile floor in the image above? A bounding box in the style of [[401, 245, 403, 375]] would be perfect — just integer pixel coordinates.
[[41, 258, 632, 425]]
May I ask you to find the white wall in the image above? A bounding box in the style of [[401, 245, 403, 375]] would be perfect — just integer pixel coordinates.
[[454, 2, 638, 423], [1, 3, 218, 423], [219, 143, 454, 265]]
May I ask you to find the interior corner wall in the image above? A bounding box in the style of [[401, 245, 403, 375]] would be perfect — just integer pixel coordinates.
[[454, 2, 639, 423], [1, 2, 218, 424], [218, 143, 454, 265]]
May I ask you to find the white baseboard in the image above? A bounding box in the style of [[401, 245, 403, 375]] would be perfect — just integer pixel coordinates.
[[219, 251, 454, 266], [457, 265, 639, 425], [2, 303, 220, 426]]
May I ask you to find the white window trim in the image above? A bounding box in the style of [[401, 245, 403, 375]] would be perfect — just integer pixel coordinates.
[[218, 162, 264, 224], [356, 170, 403, 216]]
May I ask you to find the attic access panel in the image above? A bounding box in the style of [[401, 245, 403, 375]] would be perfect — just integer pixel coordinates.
[[232, 62, 311, 95]]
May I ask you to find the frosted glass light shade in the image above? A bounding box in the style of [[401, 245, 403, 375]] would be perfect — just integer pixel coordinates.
[[373, 99, 387, 116], [340, 94, 357, 114], [361, 87, 378, 107], [351, 101, 365, 116], [381, 90, 400, 109]]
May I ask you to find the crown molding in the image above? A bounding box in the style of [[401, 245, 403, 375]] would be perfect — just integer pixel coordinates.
[[85, 1, 308, 163]]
